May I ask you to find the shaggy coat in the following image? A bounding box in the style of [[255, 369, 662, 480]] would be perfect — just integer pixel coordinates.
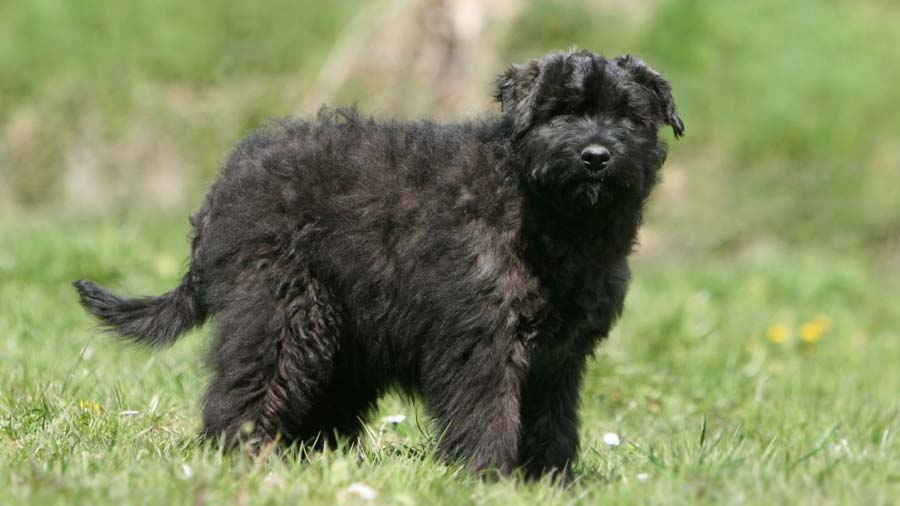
[[75, 49, 683, 478]]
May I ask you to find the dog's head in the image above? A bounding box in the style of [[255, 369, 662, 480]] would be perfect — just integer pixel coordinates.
[[496, 50, 684, 220]]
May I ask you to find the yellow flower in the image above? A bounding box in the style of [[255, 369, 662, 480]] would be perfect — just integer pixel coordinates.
[[78, 400, 102, 415], [800, 321, 826, 344], [767, 324, 791, 344]]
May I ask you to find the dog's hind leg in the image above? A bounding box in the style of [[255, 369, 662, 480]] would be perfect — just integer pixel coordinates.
[[201, 260, 342, 450], [289, 358, 381, 449]]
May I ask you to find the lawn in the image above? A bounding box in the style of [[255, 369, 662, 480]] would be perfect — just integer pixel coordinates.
[[2, 215, 897, 505]]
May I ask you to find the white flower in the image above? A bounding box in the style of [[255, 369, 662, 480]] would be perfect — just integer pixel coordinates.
[[382, 414, 406, 424], [602, 432, 621, 447], [636, 472, 650, 481], [181, 463, 193, 478], [341, 482, 377, 501], [831, 438, 851, 456]]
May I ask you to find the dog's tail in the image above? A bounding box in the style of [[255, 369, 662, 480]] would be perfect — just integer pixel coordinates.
[[73, 273, 206, 347]]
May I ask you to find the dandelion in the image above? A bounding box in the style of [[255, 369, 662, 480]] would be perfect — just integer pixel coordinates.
[[766, 324, 790, 344], [602, 432, 621, 447], [799, 322, 825, 344], [800, 314, 831, 344], [78, 400, 102, 415]]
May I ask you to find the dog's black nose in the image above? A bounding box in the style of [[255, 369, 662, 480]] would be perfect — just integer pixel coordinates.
[[581, 146, 611, 170]]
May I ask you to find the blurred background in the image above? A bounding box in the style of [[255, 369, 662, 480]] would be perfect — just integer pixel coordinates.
[[2, 0, 899, 263]]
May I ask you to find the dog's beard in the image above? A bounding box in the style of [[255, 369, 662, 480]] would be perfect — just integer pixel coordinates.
[[530, 157, 613, 218], [569, 182, 607, 207]]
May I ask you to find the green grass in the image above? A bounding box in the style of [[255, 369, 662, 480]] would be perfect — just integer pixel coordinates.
[[2, 216, 897, 505]]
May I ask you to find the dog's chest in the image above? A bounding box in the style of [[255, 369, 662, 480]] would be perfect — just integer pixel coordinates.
[[518, 251, 630, 355]]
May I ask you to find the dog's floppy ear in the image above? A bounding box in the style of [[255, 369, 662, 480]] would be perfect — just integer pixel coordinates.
[[494, 54, 566, 138], [615, 55, 685, 138]]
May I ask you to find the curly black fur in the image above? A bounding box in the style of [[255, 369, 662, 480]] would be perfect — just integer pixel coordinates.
[[74, 49, 682, 478]]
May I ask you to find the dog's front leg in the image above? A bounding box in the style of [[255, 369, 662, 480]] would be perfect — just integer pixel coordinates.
[[423, 334, 527, 475], [518, 353, 588, 480]]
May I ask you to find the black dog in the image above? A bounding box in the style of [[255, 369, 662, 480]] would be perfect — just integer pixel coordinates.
[[75, 49, 683, 478]]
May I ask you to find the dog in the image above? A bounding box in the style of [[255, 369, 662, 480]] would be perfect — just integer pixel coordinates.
[[75, 49, 683, 478]]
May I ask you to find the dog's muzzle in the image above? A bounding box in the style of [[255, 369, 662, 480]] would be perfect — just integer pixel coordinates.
[[581, 145, 611, 172]]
